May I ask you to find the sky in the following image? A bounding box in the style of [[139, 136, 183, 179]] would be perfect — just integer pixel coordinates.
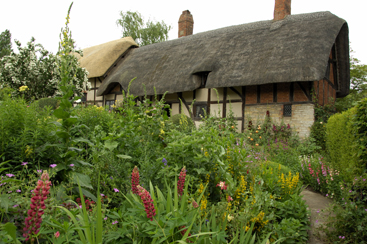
[[1, 0, 366, 64]]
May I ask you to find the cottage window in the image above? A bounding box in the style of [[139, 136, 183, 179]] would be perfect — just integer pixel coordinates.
[[105, 100, 115, 110], [195, 104, 208, 119], [283, 104, 292, 117]]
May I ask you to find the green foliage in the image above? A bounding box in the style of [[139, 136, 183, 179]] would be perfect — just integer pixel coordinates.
[[309, 121, 326, 151], [336, 49, 367, 111], [353, 98, 367, 172], [0, 36, 89, 102], [169, 113, 195, 132], [0, 87, 13, 101], [0, 29, 12, 59], [0, 97, 59, 171], [322, 175, 367, 243], [326, 107, 360, 179], [116, 11, 172, 46], [37, 97, 60, 110]]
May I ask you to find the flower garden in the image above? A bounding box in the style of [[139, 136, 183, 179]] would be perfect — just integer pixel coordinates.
[[1, 4, 367, 244]]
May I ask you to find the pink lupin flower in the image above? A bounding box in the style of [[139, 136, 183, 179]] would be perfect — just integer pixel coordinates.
[[131, 166, 140, 194], [137, 185, 156, 221], [54, 231, 60, 238], [178, 166, 186, 196], [23, 171, 51, 241]]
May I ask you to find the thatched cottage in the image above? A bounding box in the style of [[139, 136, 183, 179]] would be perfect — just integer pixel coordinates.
[[79, 0, 350, 138]]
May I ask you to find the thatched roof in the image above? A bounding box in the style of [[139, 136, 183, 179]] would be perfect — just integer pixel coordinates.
[[98, 11, 350, 97], [77, 37, 138, 78]]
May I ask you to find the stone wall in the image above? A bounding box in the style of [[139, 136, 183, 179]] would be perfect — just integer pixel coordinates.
[[244, 103, 314, 138]]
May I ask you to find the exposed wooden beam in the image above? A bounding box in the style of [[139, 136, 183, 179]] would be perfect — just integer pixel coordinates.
[[178, 92, 194, 121], [229, 87, 245, 100], [290, 83, 294, 102], [297, 82, 312, 101], [242, 86, 246, 133], [273, 84, 277, 102], [223, 87, 227, 118], [323, 77, 337, 90], [94, 78, 96, 105], [257, 85, 261, 103], [207, 89, 211, 116]]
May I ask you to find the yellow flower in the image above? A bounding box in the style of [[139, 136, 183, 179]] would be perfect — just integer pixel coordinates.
[[19, 86, 29, 92]]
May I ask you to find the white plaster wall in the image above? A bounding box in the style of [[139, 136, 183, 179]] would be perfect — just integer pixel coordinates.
[[196, 88, 208, 102]]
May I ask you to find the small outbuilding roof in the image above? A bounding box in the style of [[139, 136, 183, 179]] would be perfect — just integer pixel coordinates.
[[77, 37, 138, 78], [96, 11, 349, 97]]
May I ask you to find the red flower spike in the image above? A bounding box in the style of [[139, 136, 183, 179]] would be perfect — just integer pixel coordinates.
[[131, 166, 140, 194], [180, 226, 193, 243], [23, 171, 51, 241], [137, 185, 156, 221], [178, 166, 186, 196]]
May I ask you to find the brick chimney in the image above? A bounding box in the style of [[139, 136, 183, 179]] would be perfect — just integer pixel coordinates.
[[274, 0, 291, 21], [178, 10, 194, 38]]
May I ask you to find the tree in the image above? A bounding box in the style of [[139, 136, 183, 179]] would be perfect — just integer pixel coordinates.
[[0, 29, 12, 58], [0, 37, 90, 102], [116, 11, 172, 46], [335, 48, 367, 111]]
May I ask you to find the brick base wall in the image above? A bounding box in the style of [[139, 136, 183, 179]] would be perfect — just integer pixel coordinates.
[[244, 103, 314, 138]]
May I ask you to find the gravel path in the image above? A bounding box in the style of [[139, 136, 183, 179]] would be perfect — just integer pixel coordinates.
[[300, 188, 334, 244]]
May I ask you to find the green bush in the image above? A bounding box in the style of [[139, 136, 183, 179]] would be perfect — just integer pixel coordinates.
[[169, 113, 195, 132], [0, 97, 58, 173], [353, 97, 367, 171], [326, 107, 360, 179], [37, 97, 59, 110], [310, 121, 326, 151]]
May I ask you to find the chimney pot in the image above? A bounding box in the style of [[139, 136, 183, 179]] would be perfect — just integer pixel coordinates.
[[178, 10, 194, 38], [274, 0, 291, 21]]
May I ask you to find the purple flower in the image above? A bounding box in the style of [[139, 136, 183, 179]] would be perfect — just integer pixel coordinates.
[[110, 176, 113, 180], [13, 205, 19, 208], [6, 174, 14, 177], [113, 188, 119, 192], [326, 194, 328, 197], [8, 191, 12, 193], [69, 164, 74, 167], [104, 217, 107, 220], [37, 170, 42, 173], [16, 189, 21, 193], [21, 162, 28, 166], [112, 220, 118, 225], [162, 158, 167, 163], [349, 190, 352, 193], [100, 193, 105, 197], [315, 220, 318, 223], [50, 164, 57, 168], [363, 179, 366, 181], [316, 210, 319, 213]]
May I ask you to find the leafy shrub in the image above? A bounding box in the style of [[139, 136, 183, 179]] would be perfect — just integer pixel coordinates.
[[353, 97, 367, 172], [326, 107, 360, 179], [169, 113, 195, 132], [310, 121, 326, 151], [322, 175, 367, 243], [37, 97, 59, 110], [0, 97, 58, 172]]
